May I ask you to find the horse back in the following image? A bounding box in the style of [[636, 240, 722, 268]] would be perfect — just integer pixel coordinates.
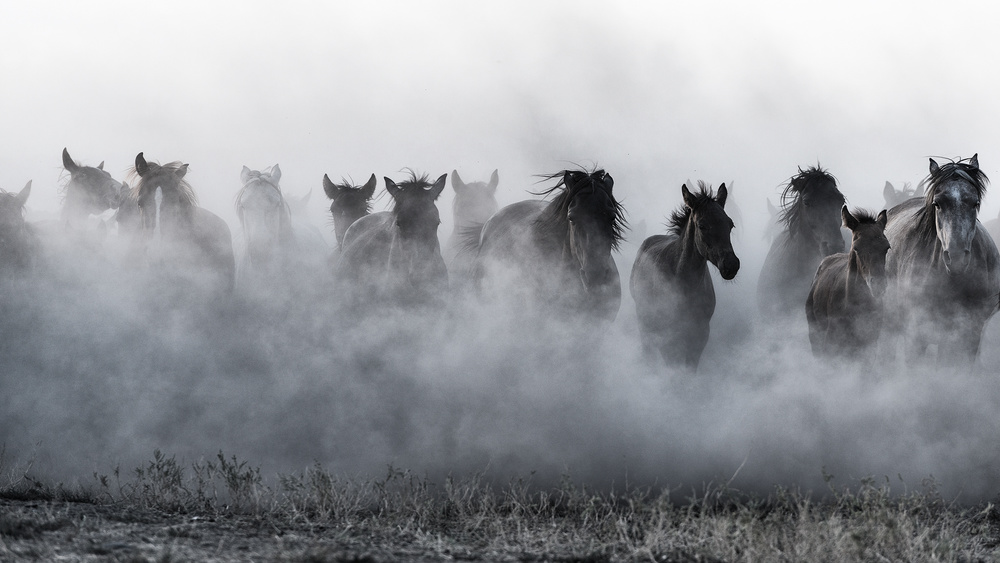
[[477, 200, 546, 257]]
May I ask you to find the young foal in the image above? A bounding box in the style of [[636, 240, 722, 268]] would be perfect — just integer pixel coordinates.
[[805, 207, 889, 358], [630, 182, 739, 370]]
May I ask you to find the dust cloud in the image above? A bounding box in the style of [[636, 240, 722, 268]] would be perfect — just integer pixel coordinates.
[[1, 2, 1000, 503]]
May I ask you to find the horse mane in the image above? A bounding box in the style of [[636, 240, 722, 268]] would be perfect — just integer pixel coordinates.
[[532, 167, 627, 251], [847, 208, 881, 225], [667, 181, 718, 236], [127, 161, 199, 207], [779, 164, 841, 234]]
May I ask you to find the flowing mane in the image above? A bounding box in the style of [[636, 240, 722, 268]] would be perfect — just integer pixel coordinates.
[[779, 165, 841, 235], [667, 181, 718, 236], [532, 168, 627, 250]]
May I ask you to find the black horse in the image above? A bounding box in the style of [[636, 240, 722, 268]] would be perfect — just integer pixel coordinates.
[[630, 182, 739, 370], [757, 165, 846, 317], [468, 168, 626, 321], [805, 207, 889, 358]]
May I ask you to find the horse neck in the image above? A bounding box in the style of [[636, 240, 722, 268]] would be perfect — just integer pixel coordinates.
[[674, 220, 708, 278], [844, 246, 867, 300]]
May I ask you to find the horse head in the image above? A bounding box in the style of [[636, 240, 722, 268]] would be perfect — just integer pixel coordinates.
[[925, 155, 986, 274], [237, 165, 287, 265], [782, 166, 846, 256], [133, 152, 196, 242], [62, 148, 122, 218], [682, 182, 739, 280], [386, 172, 447, 286], [559, 170, 624, 293], [323, 173, 376, 249], [451, 169, 499, 229], [843, 206, 890, 297]]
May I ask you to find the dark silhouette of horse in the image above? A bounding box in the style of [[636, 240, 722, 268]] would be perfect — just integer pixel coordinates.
[[805, 207, 890, 358], [883, 181, 918, 210], [335, 171, 447, 308], [630, 182, 739, 370], [883, 155, 1000, 363], [0, 181, 37, 274], [469, 168, 626, 321], [757, 165, 846, 317], [128, 152, 235, 295], [322, 173, 376, 251]]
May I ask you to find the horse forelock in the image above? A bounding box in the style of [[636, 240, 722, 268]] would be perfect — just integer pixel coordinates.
[[922, 158, 988, 206], [533, 168, 627, 250]]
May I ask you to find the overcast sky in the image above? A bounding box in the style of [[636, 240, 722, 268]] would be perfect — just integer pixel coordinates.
[[3, 0, 1000, 235]]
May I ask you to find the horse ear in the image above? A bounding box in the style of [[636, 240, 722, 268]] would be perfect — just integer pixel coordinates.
[[135, 152, 149, 176], [883, 181, 894, 202], [385, 177, 401, 199], [876, 209, 888, 229], [322, 174, 338, 200], [602, 173, 614, 193], [176, 163, 189, 178], [16, 181, 31, 207], [451, 170, 465, 193], [362, 174, 377, 199], [430, 174, 447, 200], [841, 206, 859, 231], [488, 169, 499, 194], [97, 161, 104, 170], [766, 197, 778, 218], [969, 154, 979, 169], [716, 183, 728, 208], [929, 158, 939, 175], [62, 148, 79, 173], [271, 164, 281, 184], [681, 184, 696, 208], [241, 166, 253, 185]]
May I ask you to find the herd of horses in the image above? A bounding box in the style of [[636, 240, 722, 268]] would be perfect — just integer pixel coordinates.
[[2, 149, 999, 372]]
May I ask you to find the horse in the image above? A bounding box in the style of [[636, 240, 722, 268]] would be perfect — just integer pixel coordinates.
[[805, 207, 890, 358], [445, 169, 499, 261], [0, 181, 37, 275], [883, 155, 1000, 363], [883, 181, 918, 210], [128, 152, 236, 295], [469, 168, 626, 321], [757, 165, 846, 318], [335, 171, 447, 308], [60, 148, 122, 227], [322, 173, 376, 252], [630, 182, 739, 370], [234, 165, 295, 288]]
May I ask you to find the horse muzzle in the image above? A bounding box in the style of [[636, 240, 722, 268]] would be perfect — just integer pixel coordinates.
[[717, 255, 740, 281], [942, 249, 972, 274]]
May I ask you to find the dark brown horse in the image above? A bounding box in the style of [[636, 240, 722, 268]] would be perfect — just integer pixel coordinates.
[[322, 173, 376, 251], [757, 165, 846, 317], [805, 207, 889, 358], [469, 169, 626, 320], [128, 153, 235, 295], [630, 182, 739, 370], [0, 182, 36, 274], [335, 171, 447, 308], [883, 155, 1000, 363]]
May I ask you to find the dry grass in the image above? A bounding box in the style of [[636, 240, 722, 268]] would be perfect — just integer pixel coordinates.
[[0, 451, 998, 562]]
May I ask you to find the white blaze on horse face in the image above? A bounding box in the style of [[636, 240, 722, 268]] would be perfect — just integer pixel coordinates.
[[934, 183, 979, 273]]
